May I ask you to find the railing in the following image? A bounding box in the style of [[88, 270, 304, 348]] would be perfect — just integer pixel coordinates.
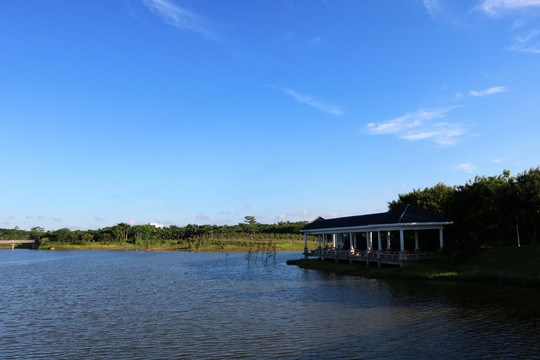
[[306, 248, 438, 263], [0, 239, 36, 250]]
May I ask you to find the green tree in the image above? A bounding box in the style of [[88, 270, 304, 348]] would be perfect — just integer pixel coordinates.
[[388, 183, 453, 216], [244, 216, 258, 240], [514, 167, 540, 245]]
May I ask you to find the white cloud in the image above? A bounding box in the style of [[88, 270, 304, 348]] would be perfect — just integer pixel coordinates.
[[278, 87, 344, 116], [128, 219, 137, 225], [366, 107, 465, 145], [510, 29, 540, 53], [477, 0, 540, 15], [469, 86, 508, 97], [196, 213, 209, 221], [456, 163, 476, 173], [275, 210, 311, 222], [142, 0, 215, 39], [422, 0, 441, 18], [281, 31, 295, 42]]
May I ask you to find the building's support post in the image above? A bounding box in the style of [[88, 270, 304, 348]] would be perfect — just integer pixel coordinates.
[[304, 233, 308, 259], [399, 229, 406, 262], [353, 233, 357, 249], [322, 234, 326, 248], [414, 230, 419, 251], [318, 234, 322, 249], [332, 233, 336, 248], [377, 231, 382, 251], [387, 231, 391, 250], [439, 228, 444, 249], [349, 232, 354, 252], [366, 232, 373, 250]]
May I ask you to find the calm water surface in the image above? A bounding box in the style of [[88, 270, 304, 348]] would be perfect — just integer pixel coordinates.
[[1, 250, 539, 359]]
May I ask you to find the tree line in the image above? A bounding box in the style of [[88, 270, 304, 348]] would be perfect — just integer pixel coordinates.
[[388, 167, 540, 252], [0, 218, 309, 244], [3, 166, 539, 252]]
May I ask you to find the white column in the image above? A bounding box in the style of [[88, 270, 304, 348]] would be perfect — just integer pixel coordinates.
[[366, 232, 373, 250], [318, 234, 322, 249], [349, 232, 354, 250], [332, 233, 336, 248], [387, 231, 391, 250], [399, 229, 405, 251], [377, 231, 382, 251], [353, 233, 357, 249], [323, 234, 326, 248], [414, 230, 419, 251], [439, 228, 444, 248], [304, 233, 308, 259]]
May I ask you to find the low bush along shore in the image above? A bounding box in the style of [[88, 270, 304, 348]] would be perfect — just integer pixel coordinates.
[[287, 245, 540, 288]]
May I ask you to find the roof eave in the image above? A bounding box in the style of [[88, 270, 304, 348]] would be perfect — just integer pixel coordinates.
[[300, 221, 453, 233]]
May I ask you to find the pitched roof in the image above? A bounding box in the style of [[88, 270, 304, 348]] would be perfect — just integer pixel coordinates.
[[300, 205, 452, 232]]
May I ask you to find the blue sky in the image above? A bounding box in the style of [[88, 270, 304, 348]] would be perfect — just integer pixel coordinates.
[[2, 0, 540, 230]]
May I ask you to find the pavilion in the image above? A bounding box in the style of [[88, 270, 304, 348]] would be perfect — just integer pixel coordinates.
[[300, 204, 453, 266]]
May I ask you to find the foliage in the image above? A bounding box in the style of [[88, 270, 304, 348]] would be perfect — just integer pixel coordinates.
[[3, 219, 312, 250], [389, 167, 540, 252]]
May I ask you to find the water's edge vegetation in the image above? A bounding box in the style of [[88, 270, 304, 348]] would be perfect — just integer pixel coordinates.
[[287, 245, 540, 288]]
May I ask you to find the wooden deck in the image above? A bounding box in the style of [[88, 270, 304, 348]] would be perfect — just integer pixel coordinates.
[[305, 248, 439, 267]]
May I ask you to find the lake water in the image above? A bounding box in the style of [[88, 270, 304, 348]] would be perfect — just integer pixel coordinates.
[[1, 250, 539, 359]]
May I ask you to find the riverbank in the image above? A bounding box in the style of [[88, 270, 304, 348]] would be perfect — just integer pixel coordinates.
[[287, 245, 540, 288], [1, 239, 314, 252]]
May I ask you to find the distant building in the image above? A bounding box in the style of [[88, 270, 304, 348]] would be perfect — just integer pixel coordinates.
[[149, 222, 164, 229]]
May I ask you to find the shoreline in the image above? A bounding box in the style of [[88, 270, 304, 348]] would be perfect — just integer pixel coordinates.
[[1, 240, 312, 252], [287, 245, 540, 289]]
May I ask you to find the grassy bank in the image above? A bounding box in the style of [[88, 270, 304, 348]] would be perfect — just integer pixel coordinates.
[[29, 238, 314, 252], [287, 245, 540, 288]]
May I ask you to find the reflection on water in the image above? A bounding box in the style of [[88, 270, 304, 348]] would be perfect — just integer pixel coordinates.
[[1, 250, 539, 359]]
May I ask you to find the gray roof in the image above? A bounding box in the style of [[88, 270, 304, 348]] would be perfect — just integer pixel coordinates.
[[300, 205, 452, 232]]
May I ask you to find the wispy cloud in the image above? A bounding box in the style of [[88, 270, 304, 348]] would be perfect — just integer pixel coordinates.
[[366, 107, 465, 145], [509, 29, 540, 53], [128, 219, 137, 225], [277, 87, 344, 116], [142, 0, 215, 39], [457, 163, 476, 173], [423, 0, 441, 18], [477, 0, 540, 15], [275, 210, 311, 222], [469, 86, 508, 97], [196, 213, 210, 222], [281, 31, 295, 42]]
